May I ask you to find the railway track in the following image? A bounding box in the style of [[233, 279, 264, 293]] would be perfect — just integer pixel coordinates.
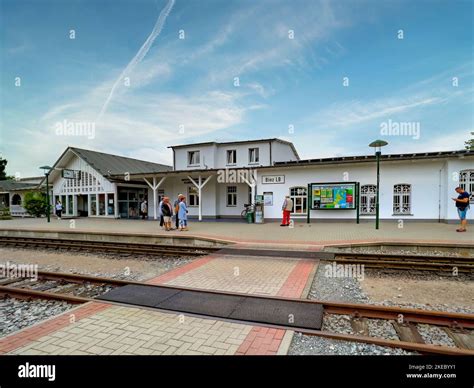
[[1, 235, 473, 272], [1, 271, 473, 355], [0, 236, 218, 257], [332, 253, 474, 272]]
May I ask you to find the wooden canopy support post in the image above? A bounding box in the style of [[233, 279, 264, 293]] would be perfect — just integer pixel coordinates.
[[188, 175, 212, 221], [144, 176, 166, 220]]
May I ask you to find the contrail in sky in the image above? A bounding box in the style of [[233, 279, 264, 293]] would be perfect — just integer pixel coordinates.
[[97, 0, 175, 121]]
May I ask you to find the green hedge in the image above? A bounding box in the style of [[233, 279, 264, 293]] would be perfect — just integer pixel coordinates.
[[24, 192, 49, 217]]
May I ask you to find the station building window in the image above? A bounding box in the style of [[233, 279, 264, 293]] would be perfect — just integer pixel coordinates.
[[393, 184, 411, 215], [188, 151, 200, 166], [249, 148, 259, 164], [227, 150, 237, 165], [459, 170, 474, 203], [188, 186, 199, 207], [226, 186, 237, 207], [118, 188, 146, 218], [289, 187, 307, 214], [98, 194, 106, 216], [67, 195, 73, 215], [360, 184, 376, 215], [107, 193, 114, 216], [90, 194, 97, 216], [11, 194, 22, 205]]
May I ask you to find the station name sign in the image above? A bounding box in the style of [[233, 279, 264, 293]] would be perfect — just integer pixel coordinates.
[[262, 175, 285, 184], [62, 169, 77, 179]]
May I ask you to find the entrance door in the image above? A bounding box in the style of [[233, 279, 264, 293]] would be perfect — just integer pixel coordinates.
[[77, 195, 88, 216]]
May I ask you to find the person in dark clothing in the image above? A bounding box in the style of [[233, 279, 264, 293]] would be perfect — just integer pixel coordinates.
[[161, 197, 173, 231], [453, 186, 470, 232]]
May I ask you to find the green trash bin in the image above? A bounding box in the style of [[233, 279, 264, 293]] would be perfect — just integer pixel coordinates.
[[246, 211, 254, 224]]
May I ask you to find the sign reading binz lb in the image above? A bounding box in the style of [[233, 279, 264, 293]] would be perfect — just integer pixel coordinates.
[[262, 175, 285, 184], [62, 169, 78, 179]]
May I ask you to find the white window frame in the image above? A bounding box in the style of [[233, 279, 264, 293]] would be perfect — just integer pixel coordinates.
[[226, 186, 237, 207], [459, 170, 474, 204], [248, 148, 259, 164], [226, 149, 237, 165], [360, 184, 376, 215], [188, 151, 200, 166], [393, 184, 412, 215], [188, 186, 199, 207], [289, 186, 307, 215]]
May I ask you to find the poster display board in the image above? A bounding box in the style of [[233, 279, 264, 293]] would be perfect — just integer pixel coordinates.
[[311, 183, 356, 210], [307, 181, 360, 224], [263, 192, 273, 206]]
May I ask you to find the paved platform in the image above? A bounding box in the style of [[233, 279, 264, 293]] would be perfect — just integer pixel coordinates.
[[0, 252, 316, 355], [1, 217, 473, 247]]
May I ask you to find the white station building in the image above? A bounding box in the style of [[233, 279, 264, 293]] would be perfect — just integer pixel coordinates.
[[16, 138, 474, 222]]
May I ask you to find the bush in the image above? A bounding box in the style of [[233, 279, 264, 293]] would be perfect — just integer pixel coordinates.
[[24, 192, 49, 217], [0, 207, 12, 220]]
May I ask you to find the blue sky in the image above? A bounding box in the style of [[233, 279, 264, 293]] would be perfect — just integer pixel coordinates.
[[1, 0, 473, 176]]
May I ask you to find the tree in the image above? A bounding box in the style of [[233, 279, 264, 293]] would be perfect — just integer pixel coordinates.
[[465, 132, 474, 150], [0, 158, 8, 180], [23, 192, 48, 217]]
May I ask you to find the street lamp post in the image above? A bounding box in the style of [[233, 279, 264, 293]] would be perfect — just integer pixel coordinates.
[[368, 140, 388, 230], [40, 166, 53, 222]]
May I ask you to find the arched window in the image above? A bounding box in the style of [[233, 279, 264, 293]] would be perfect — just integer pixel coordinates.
[[289, 187, 307, 214], [393, 184, 411, 215], [11, 194, 22, 205], [360, 184, 376, 214], [459, 170, 474, 203]]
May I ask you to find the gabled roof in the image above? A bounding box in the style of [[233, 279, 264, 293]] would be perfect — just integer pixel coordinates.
[[70, 147, 172, 176], [42, 147, 172, 184], [0, 180, 40, 192], [168, 138, 300, 160]]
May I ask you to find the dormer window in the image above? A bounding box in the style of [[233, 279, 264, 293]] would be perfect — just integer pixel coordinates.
[[227, 150, 237, 165], [249, 148, 259, 164], [188, 151, 200, 166]]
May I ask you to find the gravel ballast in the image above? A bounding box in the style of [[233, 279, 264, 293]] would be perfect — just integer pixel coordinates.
[[0, 297, 73, 337]]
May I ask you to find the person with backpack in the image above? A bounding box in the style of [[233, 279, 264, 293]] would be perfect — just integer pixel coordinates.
[[453, 186, 470, 232], [178, 196, 189, 231], [174, 194, 184, 229]]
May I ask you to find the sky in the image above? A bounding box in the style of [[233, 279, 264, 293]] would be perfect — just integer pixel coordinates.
[[0, 0, 473, 177]]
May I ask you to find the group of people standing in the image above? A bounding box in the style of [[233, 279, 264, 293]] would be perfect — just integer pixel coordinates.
[[159, 194, 189, 231]]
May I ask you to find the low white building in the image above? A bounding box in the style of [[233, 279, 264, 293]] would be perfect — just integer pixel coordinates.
[[30, 139, 474, 222], [0, 177, 43, 217]]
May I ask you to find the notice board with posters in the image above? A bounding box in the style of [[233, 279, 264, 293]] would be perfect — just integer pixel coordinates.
[[307, 182, 360, 223]]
